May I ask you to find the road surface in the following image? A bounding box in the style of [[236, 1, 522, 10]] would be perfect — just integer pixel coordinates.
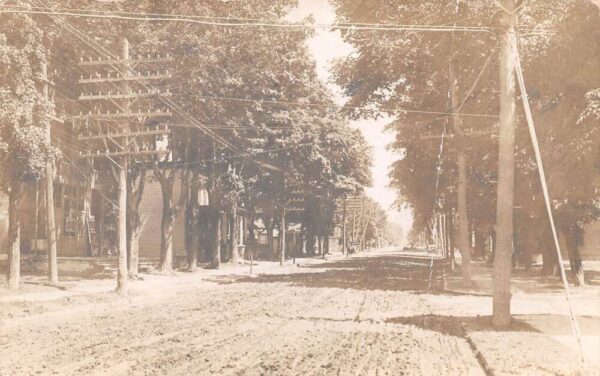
[[0, 250, 487, 375]]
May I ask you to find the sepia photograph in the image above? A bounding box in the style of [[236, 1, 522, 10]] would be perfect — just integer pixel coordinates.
[[0, 0, 599, 375]]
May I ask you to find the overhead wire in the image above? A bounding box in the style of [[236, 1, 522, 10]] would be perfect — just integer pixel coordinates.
[[173, 94, 500, 118], [44, 29, 304, 175], [0, 5, 498, 33], [54, 91, 501, 119], [53, 139, 120, 209], [155, 143, 311, 170], [0, 4, 556, 35], [29, 1, 245, 158]]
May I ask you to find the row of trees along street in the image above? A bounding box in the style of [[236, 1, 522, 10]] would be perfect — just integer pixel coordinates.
[[1, 0, 599, 329], [0, 0, 373, 294], [332, 0, 600, 326]]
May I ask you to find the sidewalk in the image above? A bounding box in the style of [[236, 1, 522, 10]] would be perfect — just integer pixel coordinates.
[[443, 260, 600, 375], [0, 254, 342, 321]]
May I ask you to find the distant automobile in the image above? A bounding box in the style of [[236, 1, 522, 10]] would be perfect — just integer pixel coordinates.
[[402, 243, 414, 250]]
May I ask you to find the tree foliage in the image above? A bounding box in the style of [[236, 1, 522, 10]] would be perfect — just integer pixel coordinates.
[[0, 15, 53, 190]]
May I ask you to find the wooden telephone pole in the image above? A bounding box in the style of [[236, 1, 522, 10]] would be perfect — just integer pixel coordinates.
[[42, 62, 59, 284], [76, 38, 172, 294], [493, 0, 518, 327]]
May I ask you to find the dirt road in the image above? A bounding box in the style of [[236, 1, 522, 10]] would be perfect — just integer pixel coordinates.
[[1, 250, 592, 375]]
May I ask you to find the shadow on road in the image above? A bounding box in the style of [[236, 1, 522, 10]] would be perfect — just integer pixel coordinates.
[[385, 314, 540, 337], [211, 254, 464, 295]]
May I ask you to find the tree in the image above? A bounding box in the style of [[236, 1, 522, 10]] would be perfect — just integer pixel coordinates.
[[332, 0, 501, 282], [331, 0, 595, 324], [126, 166, 145, 278], [515, 0, 600, 285], [19, 0, 375, 276], [0, 14, 53, 290], [153, 136, 188, 273]]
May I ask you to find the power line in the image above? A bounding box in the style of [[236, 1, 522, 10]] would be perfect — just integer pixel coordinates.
[[173, 94, 500, 118], [31, 2, 244, 158], [169, 124, 296, 131], [0, 5, 556, 34], [54, 92, 501, 119], [395, 48, 500, 132], [158, 143, 311, 170], [1, 4, 498, 29], [53, 139, 120, 209], [37, 7, 273, 174], [0, 6, 497, 33]]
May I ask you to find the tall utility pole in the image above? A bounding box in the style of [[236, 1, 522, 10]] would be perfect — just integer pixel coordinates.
[[493, 0, 518, 328], [450, 58, 471, 282], [116, 37, 130, 294], [76, 37, 172, 294], [42, 62, 58, 284]]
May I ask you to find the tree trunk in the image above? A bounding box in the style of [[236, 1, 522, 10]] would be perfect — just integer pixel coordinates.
[[98, 197, 105, 257], [198, 208, 210, 263], [473, 227, 486, 260], [187, 209, 200, 272], [317, 235, 323, 256], [306, 234, 315, 256], [564, 229, 585, 286], [221, 210, 230, 262], [306, 205, 317, 257], [457, 152, 472, 281], [448, 210, 456, 270], [230, 206, 239, 264], [116, 163, 128, 294], [280, 208, 286, 266], [488, 231, 497, 265], [247, 208, 256, 260], [46, 161, 58, 283], [209, 210, 223, 269], [158, 180, 175, 273], [493, 1, 517, 328], [266, 217, 275, 260], [126, 170, 144, 278], [568, 247, 585, 286], [516, 224, 533, 270], [447, 49, 472, 270], [342, 199, 347, 256], [542, 244, 559, 275], [7, 186, 21, 290], [126, 206, 142, 278], [127, 226, 141, 275], [186, 175, 200, 272], [82, 169, 96, 257], [360, 208, 372, 252], [538, 223, 556, 276], [449, 51, 472, 282]]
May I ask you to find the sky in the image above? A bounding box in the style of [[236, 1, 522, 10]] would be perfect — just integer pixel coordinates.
[[286, 0, 413, 230]]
